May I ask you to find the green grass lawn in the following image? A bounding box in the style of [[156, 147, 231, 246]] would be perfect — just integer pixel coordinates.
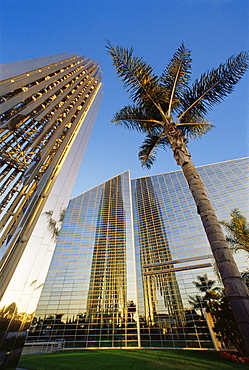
[[18, 349, 247, 370]]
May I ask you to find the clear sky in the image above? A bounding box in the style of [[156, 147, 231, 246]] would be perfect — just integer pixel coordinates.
[[1, 0, 248, 197]]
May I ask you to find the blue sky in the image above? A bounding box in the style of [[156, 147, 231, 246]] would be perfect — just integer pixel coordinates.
[[1, 0, 248, 196]]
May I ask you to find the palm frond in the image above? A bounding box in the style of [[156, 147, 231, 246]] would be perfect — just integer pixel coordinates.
[[106, 41, 164, 114], [111, 105, 163, 133], [188, 294, 203, 310], [138, 133, 168, 169], [160, 43, 192, 115], [177, 51, 249, 122], [220, 208, 249, 253], [176, 119, 214, 139]]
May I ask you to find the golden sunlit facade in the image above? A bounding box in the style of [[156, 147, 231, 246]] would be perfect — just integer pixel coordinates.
[[27, 158, 249, 351], [0, 53, 102, 368]]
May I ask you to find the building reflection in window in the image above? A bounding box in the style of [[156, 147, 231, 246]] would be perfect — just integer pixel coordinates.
[[134, 177, 184, 326], [85, 176, 127, 338]]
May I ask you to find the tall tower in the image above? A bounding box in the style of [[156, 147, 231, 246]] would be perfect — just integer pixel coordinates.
[[0, 53, 102, 368], [28, 171, 138, 349]]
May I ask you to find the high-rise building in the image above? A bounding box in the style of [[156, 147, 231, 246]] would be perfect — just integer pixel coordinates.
[[27, 158, 249, 350], [0, 53, 102, 367]]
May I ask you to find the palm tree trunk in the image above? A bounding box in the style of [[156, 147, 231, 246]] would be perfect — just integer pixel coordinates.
[[167, 127, 249, 354], [183, 158, 249, 354]]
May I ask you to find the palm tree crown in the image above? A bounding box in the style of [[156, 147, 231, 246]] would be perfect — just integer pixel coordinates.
[[106, 42, 248, 168], [192, 273, 218, 293], [221, 209, 249, 254]]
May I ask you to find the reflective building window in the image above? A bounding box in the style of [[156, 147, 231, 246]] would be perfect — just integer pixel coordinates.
[[27, 158, 249, 349]]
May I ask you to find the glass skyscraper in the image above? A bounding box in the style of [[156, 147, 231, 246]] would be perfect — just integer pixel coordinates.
[[0, 53, 102, 368], [27, 157, 249, 350]]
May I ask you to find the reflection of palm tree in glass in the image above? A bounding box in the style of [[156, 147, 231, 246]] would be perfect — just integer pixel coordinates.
[[135, 177, 184, 325], [86, 176, 126, 324], [189, 274, 220, 316]]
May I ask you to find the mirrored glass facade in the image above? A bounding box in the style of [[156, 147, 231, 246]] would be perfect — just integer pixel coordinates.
[[27, 157, 249, 350], [0, 53, 102, 367]]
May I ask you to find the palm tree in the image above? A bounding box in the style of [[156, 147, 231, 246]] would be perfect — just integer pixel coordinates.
[[106, 42, 249, 353], [221, 208, 249, 254]]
